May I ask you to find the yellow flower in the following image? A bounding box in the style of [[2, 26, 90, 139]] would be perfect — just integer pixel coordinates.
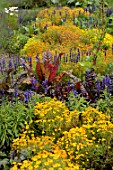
[[53, 163, 60, 167], [49, 168, 54, 170]]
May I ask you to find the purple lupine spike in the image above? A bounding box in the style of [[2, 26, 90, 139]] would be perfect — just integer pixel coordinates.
[[24, 90, 31, 104], [54, 55, 57, 65], [44, 24, 48, 30], [31, 78, 38, 91], [89, 7, 93, 14], [42, 79, 48, 93], [0, 62, 3, 73], [2, 59, 6, 69], [71, 84, 78, 96], [35, 55, 40, 62], [84, 8, 87, 13], [1, 90, 5, 98], [106, 9, 113, 17], [77, 48, 80, 57], [9, 60, 13, 68], [102, 74, 111, 92], [18, 17, 23, 24], [102, 77, 106, 90], [71, 84, 75, 89], [81, 88, 86, 96], [14, 88, 18, 97], [75, 54, 80, 63], [73, 89, 78, 96], [105, 74, 111, 93], [21, 57, 25, 67], [67, 82, 71, 93], [28, 56, 32, 67], [96, 80, 101, 92], [56, 84, 59, 92]]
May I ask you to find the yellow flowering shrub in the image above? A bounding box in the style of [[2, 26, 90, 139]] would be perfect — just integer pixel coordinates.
[[34, 98, 79, 138], [57, 107, 113, 169], [36, 6, 90, 22], [20, 37, 50, 60], [10, 99, 113, 170], [11, 134, 79, 170], [104, 33, 113, 47], [20, 6, 113, 69]]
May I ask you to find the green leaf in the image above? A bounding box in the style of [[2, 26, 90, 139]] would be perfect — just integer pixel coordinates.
[[7, 129, 13, 136], [75, 2, 81, 6], [67, 0, 75, 4], [51, 0, 59, 4]]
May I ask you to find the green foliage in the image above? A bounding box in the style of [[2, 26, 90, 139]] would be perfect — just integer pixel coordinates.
[[0, 93, 44, 148], [8, 32, 29, 54], [66, 92, 89, 111]]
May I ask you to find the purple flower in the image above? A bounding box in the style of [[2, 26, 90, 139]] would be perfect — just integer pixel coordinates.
[[0, 62, 3, 73], [18, 17, 23, 24], [31, 78, 38, 91], [96, 80, 101, 92], [102, 77, 105, 90], [2, 59, 6, 69], [67, 82, 71, 93], [71, 84, 78, 96], [44, 24, 48, 30], [28, 56, 32, 67], [84, 8, 88, 13], [24, 90, 31, 104], [73, 89, 78, 96], [54, 55, 57, 65], [0, 90, 5, 99], [42, 79, 48, 93], [102, 74, 111, 93], [9, 60, 13, 68], [14, 88, 18, 97], [105, 74, 111, 87], [35, 55, 40, 62]]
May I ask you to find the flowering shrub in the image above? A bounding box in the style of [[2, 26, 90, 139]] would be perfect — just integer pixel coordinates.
[[34, 98, 79, 138], [20, 37, 50, 60], [10, 100, 113, 170], [11, 134, 79, 170], [20, 5, 113, 70], [58, 107, 113, 169]]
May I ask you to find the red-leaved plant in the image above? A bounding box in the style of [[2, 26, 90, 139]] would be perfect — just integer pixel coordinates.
[[36, 51, 65, 83]]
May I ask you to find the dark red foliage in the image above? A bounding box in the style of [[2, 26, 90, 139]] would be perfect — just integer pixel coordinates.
[[48, 64, 57, 82], [36, 62, 44, 81]]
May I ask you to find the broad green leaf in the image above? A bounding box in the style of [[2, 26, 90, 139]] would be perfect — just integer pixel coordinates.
[[51, 0, 59, 4], [67, 0, 75, 4]]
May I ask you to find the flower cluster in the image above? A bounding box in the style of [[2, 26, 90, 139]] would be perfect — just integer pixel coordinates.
[[21, 6, 113, 67], [34, 98, 79, 137], [4, 6, 18, 16], [10, 99, 113, 169], [57, 107, 113, 169]]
